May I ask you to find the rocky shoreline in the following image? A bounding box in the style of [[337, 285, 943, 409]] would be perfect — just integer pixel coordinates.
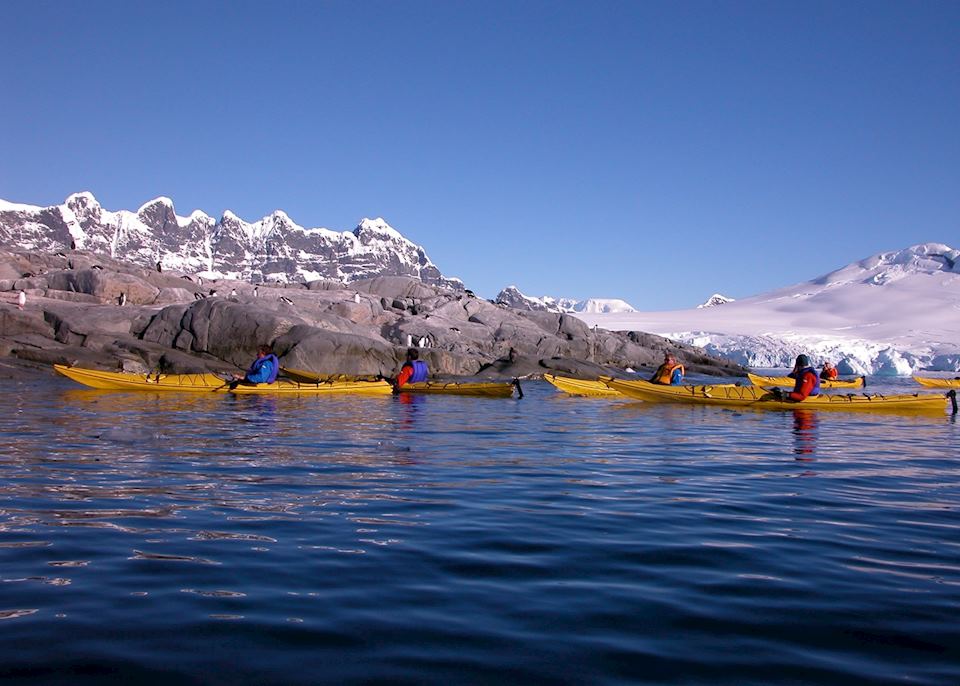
[[0, 249, 745, 383]]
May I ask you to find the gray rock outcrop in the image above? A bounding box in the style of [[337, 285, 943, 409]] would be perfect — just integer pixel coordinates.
[[0, 248, 746, 381]]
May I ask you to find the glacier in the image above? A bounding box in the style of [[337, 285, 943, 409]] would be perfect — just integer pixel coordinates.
[[574, 243, 960, 375]]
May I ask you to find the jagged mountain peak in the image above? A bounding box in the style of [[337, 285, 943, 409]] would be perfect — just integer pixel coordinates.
[[355, 217, 404, 240], [0, 192, 462, 290], [697, 293, 735, 308], [65, 192, 103, 223], [181, 209, 215, 226], [66, 191, 99, 208], [496, 285, 636, 314], [137, 197, 178, 228], [265, 210, 299, 234], [138, 196, 174, 212]]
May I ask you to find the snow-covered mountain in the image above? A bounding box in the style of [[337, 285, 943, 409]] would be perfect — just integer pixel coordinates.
[[578, 298, 638, 314], [697, 293, 735, 308], [496, 285, 636, 314], [575, 243, 960, 375], [0, 192, 462, 289]]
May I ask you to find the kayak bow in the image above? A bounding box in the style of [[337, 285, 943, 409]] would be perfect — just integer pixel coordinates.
[[544, 374, 622, 397], [913, 376, 960, 389]]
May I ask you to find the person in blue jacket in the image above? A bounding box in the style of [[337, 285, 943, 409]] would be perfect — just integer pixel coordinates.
[[233, 344, 280, 386], [394, 348, 429, 390]]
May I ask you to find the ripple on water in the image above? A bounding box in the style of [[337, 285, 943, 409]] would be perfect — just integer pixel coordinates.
[[129, 550, 220, 565], [0, 379, 957, 684]]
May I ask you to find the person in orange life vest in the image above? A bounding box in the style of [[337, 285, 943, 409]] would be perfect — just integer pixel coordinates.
[[775, 354, 821, 401], [820, 361, 839, 380], [650, 353, 684, 385], [395, 348, 429, 389]]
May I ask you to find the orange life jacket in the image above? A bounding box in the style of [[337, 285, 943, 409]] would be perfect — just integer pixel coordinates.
[[654, 363, 685, 385]]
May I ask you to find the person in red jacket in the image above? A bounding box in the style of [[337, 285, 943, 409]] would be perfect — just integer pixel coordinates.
[[775, 355, 821, 401], [820, 361, 839, 380]]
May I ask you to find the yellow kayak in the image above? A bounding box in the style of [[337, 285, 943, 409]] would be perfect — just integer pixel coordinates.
[[284, 367, 518, 397], [55, 364, 226, 391], [604, 377, 952, 414], [913, 376, 960, 388], [544, 374, 622, 397], [230, 379, 392, 395], [747, 373, 865, 389], [54, 365, 393, 395], [398, 381, 519, 398]]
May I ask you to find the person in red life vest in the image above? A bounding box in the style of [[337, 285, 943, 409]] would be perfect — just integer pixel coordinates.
[[650, 352, 685, 385], [775, 354, 821, 401], [820, 361, 839, 380], [231, 344, 280, 387], [394, 347, 429, 390]]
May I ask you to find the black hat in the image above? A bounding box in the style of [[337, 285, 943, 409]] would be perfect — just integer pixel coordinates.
[[795, 354, 810, 367]]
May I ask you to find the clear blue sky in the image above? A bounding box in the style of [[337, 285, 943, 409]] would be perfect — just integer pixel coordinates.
[[2, 1, 957, 309]]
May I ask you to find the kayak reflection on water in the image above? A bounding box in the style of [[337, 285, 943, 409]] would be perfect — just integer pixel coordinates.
[[792, 409, 818, 459], [397, 391, 426, 428]]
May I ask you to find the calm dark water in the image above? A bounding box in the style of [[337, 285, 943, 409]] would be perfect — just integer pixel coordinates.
[[1, 373, 958, 685]]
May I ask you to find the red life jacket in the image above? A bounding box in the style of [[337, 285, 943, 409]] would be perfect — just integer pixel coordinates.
[[790, 368, 820, 398]]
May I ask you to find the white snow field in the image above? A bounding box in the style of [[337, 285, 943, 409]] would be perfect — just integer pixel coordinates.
[[575, 244, 960, 375]]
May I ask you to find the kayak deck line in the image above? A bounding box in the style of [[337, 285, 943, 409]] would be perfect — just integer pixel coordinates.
[[747, 372, 866, 389]]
